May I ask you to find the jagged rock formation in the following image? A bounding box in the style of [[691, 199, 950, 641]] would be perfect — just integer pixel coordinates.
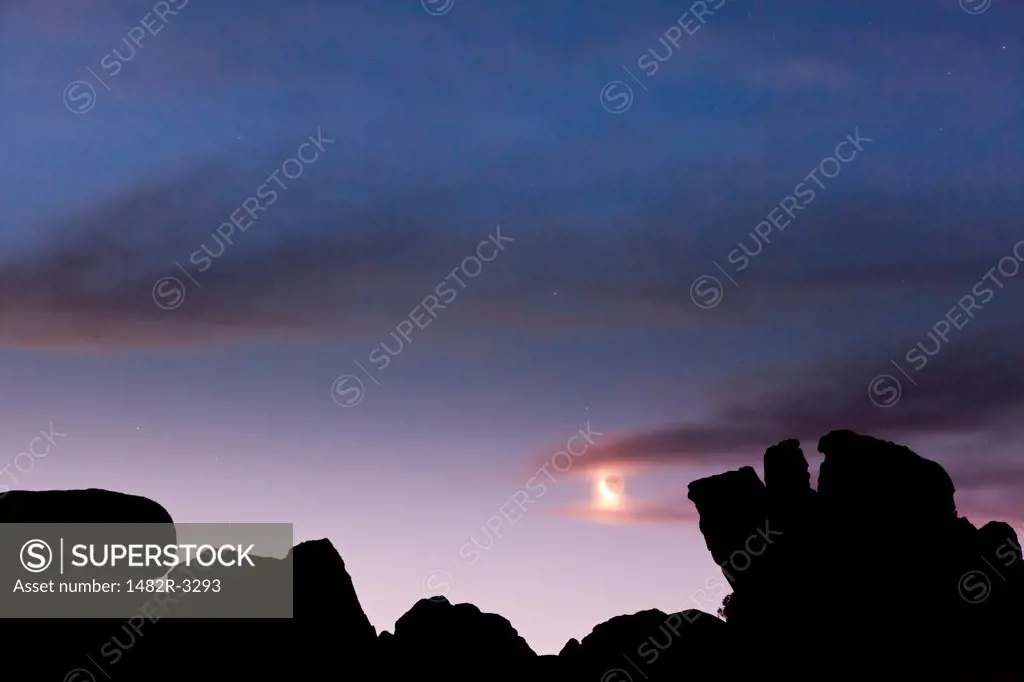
[[291, 538, 377, 653], [687, 429, 1024, 678], [0, 489, 375, 681], [4, 433, 1023, 681]]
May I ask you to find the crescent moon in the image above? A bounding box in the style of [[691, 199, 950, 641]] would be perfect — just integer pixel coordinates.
[[598, 477, 618, 500]]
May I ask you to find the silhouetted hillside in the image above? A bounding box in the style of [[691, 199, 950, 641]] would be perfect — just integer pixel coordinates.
[[2, 430, 1022, 680]]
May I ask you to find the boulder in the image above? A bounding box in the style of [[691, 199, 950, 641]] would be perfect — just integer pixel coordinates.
[[0, 488, 172, 524]]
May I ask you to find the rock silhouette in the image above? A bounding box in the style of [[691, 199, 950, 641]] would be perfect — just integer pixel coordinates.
[[381, 597, 536, 681], [688, 429, 1024, 679], [1, 430, 1021, 680], [0, 488, 172, 524]]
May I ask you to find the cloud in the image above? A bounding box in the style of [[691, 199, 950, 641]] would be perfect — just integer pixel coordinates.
[[545, 319, 1024, 525], [548, 501, 699, 525], [0, 158, 588, 349], [561, 321, 1024, 498], [5, 137, 1019, 352]]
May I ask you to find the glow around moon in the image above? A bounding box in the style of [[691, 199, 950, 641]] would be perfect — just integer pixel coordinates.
[[595, 473, 625, 509]]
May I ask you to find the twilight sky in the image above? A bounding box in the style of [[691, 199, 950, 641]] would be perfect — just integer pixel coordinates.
[[1, 0, 1022, 654]]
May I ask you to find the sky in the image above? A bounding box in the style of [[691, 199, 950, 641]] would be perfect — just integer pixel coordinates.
[[1, 0, 1022, 655]]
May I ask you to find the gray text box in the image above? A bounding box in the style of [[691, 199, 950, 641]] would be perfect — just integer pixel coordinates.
[[1, 523, 293, 617]]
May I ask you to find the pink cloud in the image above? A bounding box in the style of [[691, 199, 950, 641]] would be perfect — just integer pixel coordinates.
[[548, 501, 699, 525]]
